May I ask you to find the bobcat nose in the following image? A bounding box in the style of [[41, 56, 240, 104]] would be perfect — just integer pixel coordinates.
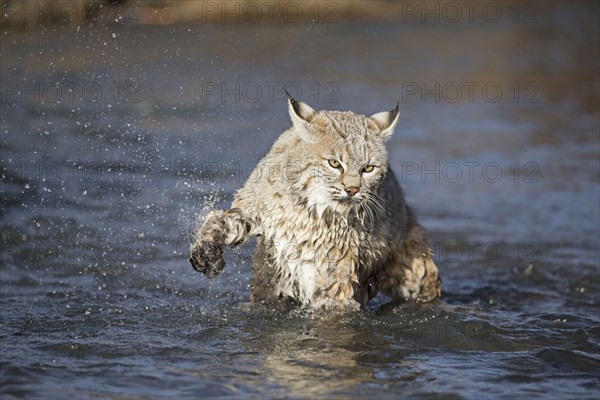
[[345, 187, 359, 197]]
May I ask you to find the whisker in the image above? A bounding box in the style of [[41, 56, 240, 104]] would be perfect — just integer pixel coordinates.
[[365, 193, 384, 216], [359, 195, 378, 229]]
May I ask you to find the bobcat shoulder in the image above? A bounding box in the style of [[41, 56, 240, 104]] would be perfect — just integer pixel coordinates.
[[190, 96, 441, 309]]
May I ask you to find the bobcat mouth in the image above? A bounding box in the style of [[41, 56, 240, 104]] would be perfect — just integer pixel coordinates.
[[334, 196, 360, 204]]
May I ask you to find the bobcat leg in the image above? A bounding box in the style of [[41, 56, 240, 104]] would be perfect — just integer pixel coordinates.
[[379, 236, 441, 302], [189, 208, 251, 278]]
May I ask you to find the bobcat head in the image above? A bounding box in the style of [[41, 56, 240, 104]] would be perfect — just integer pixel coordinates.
[[285, 96, 400, 219]]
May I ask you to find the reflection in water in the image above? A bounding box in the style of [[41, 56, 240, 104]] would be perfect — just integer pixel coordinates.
[[243, 312, 378, 397]]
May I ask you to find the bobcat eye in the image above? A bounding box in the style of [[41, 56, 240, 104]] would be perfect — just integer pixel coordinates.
[[362, 165, 375, 173], [328, 159, 342, 169]]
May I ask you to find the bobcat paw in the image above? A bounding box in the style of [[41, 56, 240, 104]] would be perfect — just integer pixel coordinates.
[[381, 268, 441, 303], [189, 241, 225, 278], [417, 274, 442, 302]]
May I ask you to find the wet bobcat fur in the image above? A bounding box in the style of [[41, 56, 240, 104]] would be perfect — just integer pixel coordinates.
[[190, 96, 441, 309]]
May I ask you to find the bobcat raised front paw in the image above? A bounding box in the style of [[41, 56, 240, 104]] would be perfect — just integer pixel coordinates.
[[189, 241, 225, 278]]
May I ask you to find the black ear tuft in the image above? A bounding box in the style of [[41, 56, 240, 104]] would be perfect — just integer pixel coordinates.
[[286, 89, 302, 117], [389, 102, 400, 125]]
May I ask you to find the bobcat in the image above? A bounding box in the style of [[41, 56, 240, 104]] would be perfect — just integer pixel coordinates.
[[190, 96, 441, 310]]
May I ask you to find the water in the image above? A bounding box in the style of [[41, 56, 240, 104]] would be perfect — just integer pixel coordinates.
[[1, 3, 599, 398]]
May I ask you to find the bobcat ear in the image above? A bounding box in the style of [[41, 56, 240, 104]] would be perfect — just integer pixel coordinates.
[[285, 90, 316, 127], [370, 103, 400, 140]]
